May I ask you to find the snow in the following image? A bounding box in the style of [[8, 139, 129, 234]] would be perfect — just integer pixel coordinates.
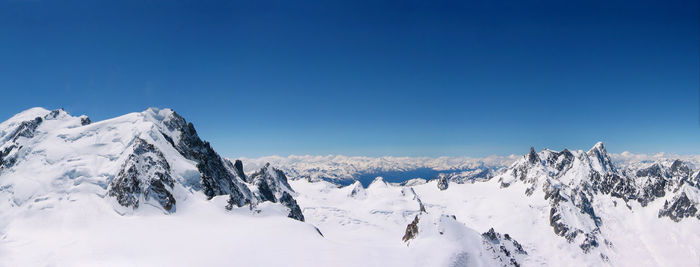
[[236, 154, 517, 183], [1, 108, 698, 267]]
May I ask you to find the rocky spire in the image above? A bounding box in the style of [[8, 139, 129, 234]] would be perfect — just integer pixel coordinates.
[[527, 146, 540, 165], [587, 141, 615, 173]]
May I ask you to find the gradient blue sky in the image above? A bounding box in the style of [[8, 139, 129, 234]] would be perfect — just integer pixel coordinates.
[[0, 0, 698, 157]]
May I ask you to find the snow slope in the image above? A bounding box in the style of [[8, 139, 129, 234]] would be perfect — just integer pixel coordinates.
[[0, 108, 313, 266], [0, 108, 697, 266]]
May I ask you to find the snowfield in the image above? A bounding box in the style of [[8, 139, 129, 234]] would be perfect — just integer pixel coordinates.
[[0, 107, 698, 267]]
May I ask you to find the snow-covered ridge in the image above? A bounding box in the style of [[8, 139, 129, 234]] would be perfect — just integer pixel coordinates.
[[236, 149, 700, 186], [0, 107, 305, 219], [1, 107, 698, 266]]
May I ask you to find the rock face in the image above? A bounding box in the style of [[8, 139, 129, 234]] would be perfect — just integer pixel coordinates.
[[108, 138, 176, 212], [158, 111, 252, 205], [495, 142, 699, 255], [1, 116, 43, 170], [225, 161, 305, 221], [659, 191, 700, 222], [482, 228, 528, 267], [437, 173, 449, 190], [280, 191, 305, 221], [0, 109, 73, 170], [402, 215, 420, 243]]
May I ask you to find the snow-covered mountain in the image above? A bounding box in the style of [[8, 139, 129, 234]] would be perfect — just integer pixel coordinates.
[[289, 143, 699, 266], [237, 154, 515, 185], [1, 107, 698, 266], [0, 108, 322, 266], [0, 107, 303, 219], [239, 151, 700, 187], [493, 142, 699, 261]]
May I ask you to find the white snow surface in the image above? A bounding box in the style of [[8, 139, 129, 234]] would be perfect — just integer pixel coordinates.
[[292, 177, 700, 267], [0, 108, 698, 267]]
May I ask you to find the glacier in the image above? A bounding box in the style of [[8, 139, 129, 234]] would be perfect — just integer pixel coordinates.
[[0, 107, 698, 267]]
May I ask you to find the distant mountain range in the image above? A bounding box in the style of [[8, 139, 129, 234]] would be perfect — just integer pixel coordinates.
[[238, 149, 700, 186], [1, 107, 698, 266]]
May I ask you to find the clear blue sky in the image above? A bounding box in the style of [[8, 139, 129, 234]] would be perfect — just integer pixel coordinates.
[[0, 0, 698, 157]]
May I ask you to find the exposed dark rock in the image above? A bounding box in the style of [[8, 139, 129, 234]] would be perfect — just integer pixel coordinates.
[[159, 111, 252, 203], [43, 109, 63, 120], [437, 174, 449, 190], [108, 138, 176, 212], [0, 145, 18, 170], [248, 163, 295, 201], [253, 175, 276, 202], [545, 149, 574, 172], [670, 160, 691, 177], [659, 192, 698, 222], [481, 228, 528, 267], [527, 147, 540, 165], [226, 186, 250, 209], [402, 215, 420, 243], [280, 191, 305, 221], [230, 159, 247, 182], [637, 165, 668, 207], [580, 232, 600, 253], [483, 228, 498, 241], [242, 162, 305, 221], [80, 116, 92, 125], [8, 117, 43, 142], [591, 173, 636, 202]]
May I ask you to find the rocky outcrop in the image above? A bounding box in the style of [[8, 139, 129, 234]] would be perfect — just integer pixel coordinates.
[[224, 160, 305, 221], [248, 163, 295, 201], [158, 111, 252, 207], [79, 115, 92, 125], [229, 159, 247, 182], [437, 174, 449, 190], [659, 191, 699, 222], [8, 116, 43, 142], [1, 114, 46, 170], [402, 187, 427, 213], [108, 138, 176, 212], [402, 215, 420, 243], [482, 228, 528, 267], [495, 142, 699, 255], [280, 191, 305, 221]]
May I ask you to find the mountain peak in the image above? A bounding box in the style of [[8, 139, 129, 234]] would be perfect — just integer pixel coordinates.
[[2, 107, 51, 126], [587, 141, 614, 173], [368, 176, 387, 188], [527, 146, 540, 164], [142, 107, 177, 123], [588, 141, 607, 154]]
